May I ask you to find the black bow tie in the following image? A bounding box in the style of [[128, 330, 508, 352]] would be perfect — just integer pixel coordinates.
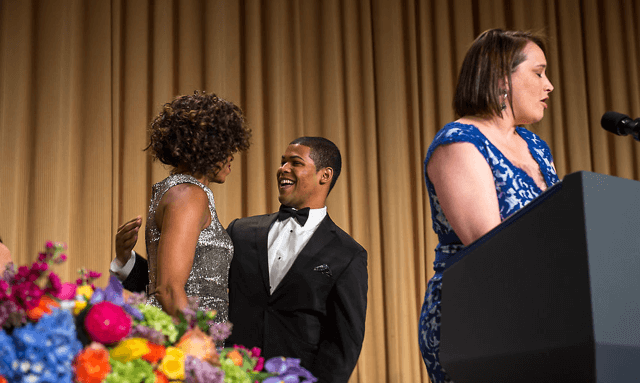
[[277, 205, 310, 226]]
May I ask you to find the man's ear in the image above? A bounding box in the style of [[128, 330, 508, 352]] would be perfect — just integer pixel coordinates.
[[319, 167, 333, 186]]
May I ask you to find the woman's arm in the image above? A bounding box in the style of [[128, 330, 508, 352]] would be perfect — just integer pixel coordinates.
[[154, 183, 211, 316], [427, 142, 501, 246]]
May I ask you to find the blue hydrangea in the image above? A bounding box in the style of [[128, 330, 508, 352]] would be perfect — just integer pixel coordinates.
[[9, 309, 82, 383], [0, 328, 17, 381]]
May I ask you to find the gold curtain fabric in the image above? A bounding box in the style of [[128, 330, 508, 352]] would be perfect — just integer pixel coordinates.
[[1, 0, 639, 381]]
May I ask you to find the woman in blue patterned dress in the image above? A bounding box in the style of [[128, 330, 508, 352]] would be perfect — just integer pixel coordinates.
[[418, 29, 560, 382]]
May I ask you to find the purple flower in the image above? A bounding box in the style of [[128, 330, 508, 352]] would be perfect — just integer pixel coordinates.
[[263, 357, 318, 383], [186, 296, 201, 311], [124, 291, 148, 306], [0, 300, 26, 328], [90, 275, 143, 320], [209, 322, 233, 343], [2, 264, 15, 283], [127, 324, 166, 345], [184, 355, 224, 383]]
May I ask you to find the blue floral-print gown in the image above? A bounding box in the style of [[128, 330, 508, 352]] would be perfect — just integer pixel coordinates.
[[418, 122, 560, 383]]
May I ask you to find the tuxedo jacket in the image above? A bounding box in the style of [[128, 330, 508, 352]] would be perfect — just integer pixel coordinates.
[[225, 212, 368, 383], [122, 253, 149, 293]]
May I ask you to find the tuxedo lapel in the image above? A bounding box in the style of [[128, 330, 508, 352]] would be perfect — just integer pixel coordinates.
[[256, 213, 278, 295], [270, 216, 337, 298]]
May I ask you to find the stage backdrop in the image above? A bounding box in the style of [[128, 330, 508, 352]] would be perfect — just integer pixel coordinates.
[[1, 0, 639, 381]]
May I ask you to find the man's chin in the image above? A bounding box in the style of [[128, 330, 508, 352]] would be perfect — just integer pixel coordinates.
[[278, 196, 298, 208]]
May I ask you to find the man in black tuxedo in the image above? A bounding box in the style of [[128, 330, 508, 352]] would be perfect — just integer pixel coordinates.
[[226, 137, 368, 382], [110, 137, 368, 382]]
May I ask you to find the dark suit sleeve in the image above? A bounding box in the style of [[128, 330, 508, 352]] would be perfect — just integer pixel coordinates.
[[226, 219, 237, 236], [311, 248, 368, 382], [122, 252, 149, 293]]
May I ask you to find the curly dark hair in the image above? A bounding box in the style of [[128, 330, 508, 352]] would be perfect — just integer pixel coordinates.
[[146, 91, 251, 180]]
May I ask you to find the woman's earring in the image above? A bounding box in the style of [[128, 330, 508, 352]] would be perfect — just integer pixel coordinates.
[[501, 91, 508, 110]]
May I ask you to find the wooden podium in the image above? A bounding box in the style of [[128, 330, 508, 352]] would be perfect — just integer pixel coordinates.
[[439, 171, 640, 382]]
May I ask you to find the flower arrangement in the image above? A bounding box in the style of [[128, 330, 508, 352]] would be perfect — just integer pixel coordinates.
[[0, 242, 317, 383]]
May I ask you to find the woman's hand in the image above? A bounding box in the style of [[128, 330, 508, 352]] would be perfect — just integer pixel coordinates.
[[154, 184, 211, 316], [427, 142, 502, 246]]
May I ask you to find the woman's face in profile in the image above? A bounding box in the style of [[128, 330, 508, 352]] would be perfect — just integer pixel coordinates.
[[211, 155, 234, 184], [509, 42, 554, 125]]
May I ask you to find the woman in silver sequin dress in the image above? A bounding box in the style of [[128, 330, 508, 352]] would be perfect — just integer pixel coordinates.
[[144, 91, 251, 321]]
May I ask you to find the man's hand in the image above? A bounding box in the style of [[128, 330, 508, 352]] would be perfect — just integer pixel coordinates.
[[115, 216, 142, 266]]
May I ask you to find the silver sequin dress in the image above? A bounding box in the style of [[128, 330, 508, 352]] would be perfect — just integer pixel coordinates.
[[146, 174, 233, 323]]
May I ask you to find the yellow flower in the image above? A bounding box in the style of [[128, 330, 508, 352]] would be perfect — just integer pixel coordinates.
[[76, 285, 94, 300], [73, 300, 87, 315], [109, 338, 150, 363], [158, 347, 185, 380]]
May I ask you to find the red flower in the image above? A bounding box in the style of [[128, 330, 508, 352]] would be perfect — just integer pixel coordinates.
[[25, 294, 60, 321], [154, 370, 169, 383], [142, 342, 167, 364]]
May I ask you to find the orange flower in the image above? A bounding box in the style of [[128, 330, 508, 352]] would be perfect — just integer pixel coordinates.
[[175, 327, 219, 366], [26, 295, 60, 321], [73, 343, 111, 383], [0, 375, 7, 383], [142, 342, 167, 364], [227, 349, 244, 366], [154, 369, 169, 383]]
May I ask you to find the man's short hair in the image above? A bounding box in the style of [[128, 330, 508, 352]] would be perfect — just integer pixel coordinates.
[[290, 137, 342, 193]]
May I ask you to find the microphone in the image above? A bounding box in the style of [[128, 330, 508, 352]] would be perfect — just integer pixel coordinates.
[[600, 111, 640, 141]]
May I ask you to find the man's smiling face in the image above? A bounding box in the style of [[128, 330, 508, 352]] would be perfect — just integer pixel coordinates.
[[277, 144, 326, 209]]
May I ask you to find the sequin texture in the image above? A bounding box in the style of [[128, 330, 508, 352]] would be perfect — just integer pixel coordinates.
[[146, 174, 233, 323]]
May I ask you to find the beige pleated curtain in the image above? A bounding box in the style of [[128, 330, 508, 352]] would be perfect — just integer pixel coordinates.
[[1, 0, 639, 382]]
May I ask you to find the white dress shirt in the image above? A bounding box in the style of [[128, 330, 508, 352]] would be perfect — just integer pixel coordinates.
[[109, 251, 137, 281], [267, 206, 327, 294]]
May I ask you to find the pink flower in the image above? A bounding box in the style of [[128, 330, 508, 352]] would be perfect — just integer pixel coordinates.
[[255, 356, 265, 371], [57, 282, 77, 300], [84, 301, 132, 345], [249, 347, 261, 358]]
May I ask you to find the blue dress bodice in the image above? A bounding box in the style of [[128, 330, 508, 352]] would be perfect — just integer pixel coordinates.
[[424, 122, 560, 273]]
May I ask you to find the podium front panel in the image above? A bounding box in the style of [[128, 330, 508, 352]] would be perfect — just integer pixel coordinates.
[[439, 171, 640, 382]]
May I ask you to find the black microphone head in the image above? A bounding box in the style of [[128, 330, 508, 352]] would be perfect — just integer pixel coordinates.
[[601, 111, 631, 136]]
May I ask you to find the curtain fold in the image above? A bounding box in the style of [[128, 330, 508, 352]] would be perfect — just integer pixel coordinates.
[[1, 1, 639, 381]]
